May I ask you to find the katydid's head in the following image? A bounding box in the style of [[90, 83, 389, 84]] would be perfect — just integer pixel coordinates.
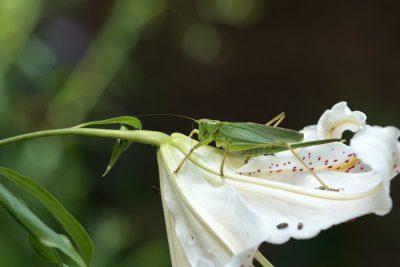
[[197, 119, 221, 141]]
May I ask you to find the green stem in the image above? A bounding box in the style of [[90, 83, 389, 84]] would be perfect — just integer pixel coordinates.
[[255, 250, 274, 267], [0, 128, 170, 147]]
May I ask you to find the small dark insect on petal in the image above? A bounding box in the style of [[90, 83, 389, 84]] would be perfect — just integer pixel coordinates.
[[297, 222, 303, 230], [152, 185, 161, 197], [276, 222, 289, 229]]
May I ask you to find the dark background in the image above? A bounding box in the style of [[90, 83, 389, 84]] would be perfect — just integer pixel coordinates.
[[0, 0, 399, 266]]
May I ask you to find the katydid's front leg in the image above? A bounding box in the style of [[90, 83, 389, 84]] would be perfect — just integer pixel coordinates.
[[220, 147, 229, 177], [188, 129, 199, 138], [174, 139, 212, 174], [286, 143, 341, 192]]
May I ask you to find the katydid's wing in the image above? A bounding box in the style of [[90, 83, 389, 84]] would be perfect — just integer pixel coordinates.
[[217, 122, 303, 144]]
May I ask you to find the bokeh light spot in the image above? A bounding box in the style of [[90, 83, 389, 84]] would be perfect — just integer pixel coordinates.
[[197, 0, 264, 27], [17, 37, 57, 77], [182, 23, 222, 64]]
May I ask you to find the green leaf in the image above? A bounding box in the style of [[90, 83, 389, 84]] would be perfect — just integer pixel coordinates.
[[102, 125, 133, 177], [0, 182, 85, 266], [29, 234, 64, 266], [73, 116, 142, 130], [0, 167, 93, 266]]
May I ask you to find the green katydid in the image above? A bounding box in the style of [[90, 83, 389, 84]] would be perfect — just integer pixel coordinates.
[[173, 112, 341, 191]]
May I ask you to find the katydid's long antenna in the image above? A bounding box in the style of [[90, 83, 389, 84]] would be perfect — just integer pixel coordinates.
[[136, 113, 196, 122]]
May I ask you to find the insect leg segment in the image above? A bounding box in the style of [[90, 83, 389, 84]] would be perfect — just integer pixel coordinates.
[[265, 112, 285, 127], [285, 143, 341, 192], [174, 139, 213, 175], [188, 129, 199, 138], [220, 146, 230, 177]]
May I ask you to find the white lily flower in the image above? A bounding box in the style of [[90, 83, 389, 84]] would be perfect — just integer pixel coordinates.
[[157, 102, 399, 267]]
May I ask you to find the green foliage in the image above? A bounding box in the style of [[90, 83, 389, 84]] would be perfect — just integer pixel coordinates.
[[0, 167, 93, 266], [73, 116, 142, 176], [102, 125, 133, 177], [73, 116, 142, 130]]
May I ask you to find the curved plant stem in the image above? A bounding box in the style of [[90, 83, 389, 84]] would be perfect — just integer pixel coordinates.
[[0, 128, 170, 147]]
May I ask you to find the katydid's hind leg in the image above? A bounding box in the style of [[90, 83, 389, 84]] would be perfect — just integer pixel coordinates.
[[286, 143, 341, 192], [174, 140, 211, 175], [266, 112, 285, 127], [220, 148, 229, 177]]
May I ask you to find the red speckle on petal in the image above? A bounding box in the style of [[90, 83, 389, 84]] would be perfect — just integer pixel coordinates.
[[345, 159, 349, 163], [333, 159, 338, 162], [318, 157, 321, 161], [327, 166, 333, 169]]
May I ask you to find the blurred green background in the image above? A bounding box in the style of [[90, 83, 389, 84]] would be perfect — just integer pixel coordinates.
[[0, 0, 399, 266]]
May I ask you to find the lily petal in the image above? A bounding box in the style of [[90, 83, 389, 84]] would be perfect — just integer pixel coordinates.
[[162, 134, 391, 264], [159, 136, 268, 267], [350, 126, 400, 182], [302, 101, 367, 140], [235, 142, 391, 243]]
